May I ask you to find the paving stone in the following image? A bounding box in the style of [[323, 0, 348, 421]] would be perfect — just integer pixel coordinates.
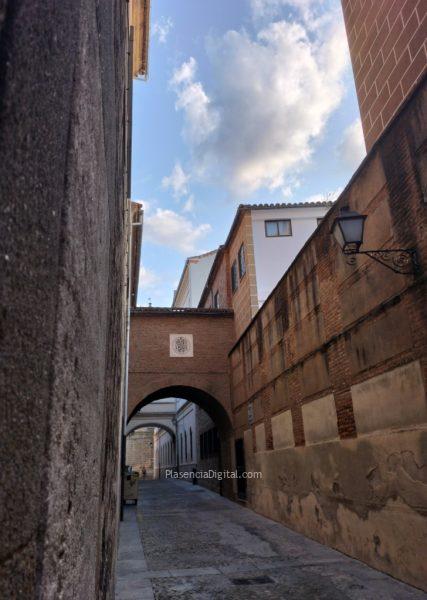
[[116, 480, 427, 599], [115, 506, 155, 599]]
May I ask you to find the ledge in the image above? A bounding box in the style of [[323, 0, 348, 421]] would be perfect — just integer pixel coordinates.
[[131, 307, 234, 317]]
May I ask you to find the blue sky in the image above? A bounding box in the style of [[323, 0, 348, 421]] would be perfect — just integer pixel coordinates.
[[132, 0, 365, 307]]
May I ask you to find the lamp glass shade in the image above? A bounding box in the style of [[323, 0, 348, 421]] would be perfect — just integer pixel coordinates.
[[332, 209, 366, 252]]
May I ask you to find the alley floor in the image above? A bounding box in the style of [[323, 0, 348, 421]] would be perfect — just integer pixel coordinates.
[[116, 479, 426, 600]]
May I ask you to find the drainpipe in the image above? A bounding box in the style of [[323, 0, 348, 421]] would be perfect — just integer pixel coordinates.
[[120, 23, 135, 521]]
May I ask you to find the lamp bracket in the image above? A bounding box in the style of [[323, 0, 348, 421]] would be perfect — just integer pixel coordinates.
[[346, 248, 419, 275]]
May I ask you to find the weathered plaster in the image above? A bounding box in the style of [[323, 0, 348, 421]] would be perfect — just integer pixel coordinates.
[[351, 360, 427, 434], [246, 429, 427, 590]]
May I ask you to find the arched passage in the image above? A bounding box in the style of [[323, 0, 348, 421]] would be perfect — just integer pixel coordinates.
[[128, 386, 234, 497], [126, 421, 175, 439]]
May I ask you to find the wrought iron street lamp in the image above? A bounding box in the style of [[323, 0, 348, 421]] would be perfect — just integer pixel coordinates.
[[331, 207, 419, 275]]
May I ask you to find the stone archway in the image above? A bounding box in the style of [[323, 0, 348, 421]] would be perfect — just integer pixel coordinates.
[[128, 387, 234, 497], [128, 308, 236, 497], [126, 421, 176, 439]]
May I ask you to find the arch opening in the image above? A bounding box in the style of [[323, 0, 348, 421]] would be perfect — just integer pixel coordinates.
[[127, 386, 234, 497]]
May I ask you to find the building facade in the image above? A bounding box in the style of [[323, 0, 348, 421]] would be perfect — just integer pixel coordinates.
[[200, 202, 331, 337], [127, 1, 427, 590], [126, 428, 155, 478], [155, 248, 220, 487], [129, 78, 427, 587], [172, 250, 217, 308]]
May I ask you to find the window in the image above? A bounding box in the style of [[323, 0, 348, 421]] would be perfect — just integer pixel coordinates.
[[213, 291, 220, 308], [317, 217, 323, 226], [190, 427, 193, 461], [238, 244, 246, 279], [265, 219, 292, 237], [231, 260, 238, 293], [185, 431, 188, 461], [199, 433, 205, 459]]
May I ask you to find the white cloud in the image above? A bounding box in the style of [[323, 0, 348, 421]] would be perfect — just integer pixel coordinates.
[[152, 17, 174, 44], [182, 194, 195, 213], [162, 162, 190, 199], [170, 57, 219, 146], [170, 7, 349, 197], [250, 0, 330, 26], [144, 208, 211, 253], [302, 187, 342, 203], [139, 265, 160, 289], [338, 118, 366, 171]]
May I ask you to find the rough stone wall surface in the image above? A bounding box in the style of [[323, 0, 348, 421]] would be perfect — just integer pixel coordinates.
[[229, 78, 427, 589], [0, 2, 127, 599], [341, 0, 427, 150]]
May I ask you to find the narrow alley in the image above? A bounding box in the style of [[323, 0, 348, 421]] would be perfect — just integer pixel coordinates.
[[116, 480, 426, 600]]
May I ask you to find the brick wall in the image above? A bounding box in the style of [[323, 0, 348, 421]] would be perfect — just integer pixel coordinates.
[[229, 77, 427, 589], [202, 247, 231, 311], [229, 211, 260, 338], [201, 211, 259, 338], [128, 309, 235, 428], [342, 0, 427, 150]]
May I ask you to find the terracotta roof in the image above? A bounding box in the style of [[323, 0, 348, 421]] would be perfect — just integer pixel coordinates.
[[239, 201, 334, 210]]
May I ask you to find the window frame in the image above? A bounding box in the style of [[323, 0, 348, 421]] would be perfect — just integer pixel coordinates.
[[264, 219, 292, 238], [238, 243, 246, 279], [231, 259, 238, 293]]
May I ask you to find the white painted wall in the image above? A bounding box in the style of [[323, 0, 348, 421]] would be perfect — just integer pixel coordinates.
[[155, 401, 198, 469], [173, 251, 216, 308], [188, 252, 216, 307], [251, 206, 329, 305]]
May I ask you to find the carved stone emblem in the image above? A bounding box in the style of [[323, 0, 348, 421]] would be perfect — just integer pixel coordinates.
[[170, 334, 193, 357]]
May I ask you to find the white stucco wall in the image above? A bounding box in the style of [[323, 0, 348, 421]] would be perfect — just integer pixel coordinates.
[[251, 206, 330, 305], [188, 252, 216, 307], [173, 251, 217, 308], [155, 400, 198, 469]]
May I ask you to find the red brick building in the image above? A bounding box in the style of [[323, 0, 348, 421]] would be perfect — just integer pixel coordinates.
[[342, 0, 427, 149]]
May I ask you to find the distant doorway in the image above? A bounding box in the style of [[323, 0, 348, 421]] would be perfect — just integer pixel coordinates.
[[235, 438, 247, 500]]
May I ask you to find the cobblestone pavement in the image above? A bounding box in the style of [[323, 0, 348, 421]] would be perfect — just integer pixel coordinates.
[[116, 479, 426, 600]]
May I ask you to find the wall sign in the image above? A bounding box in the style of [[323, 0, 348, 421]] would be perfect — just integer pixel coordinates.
[[170, 334, 194, 357]]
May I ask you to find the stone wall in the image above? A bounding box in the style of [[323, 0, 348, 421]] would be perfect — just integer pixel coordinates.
[[0, 2, 128, 598], [126, 429, 155, 478], [229, 77, 427, 590]]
